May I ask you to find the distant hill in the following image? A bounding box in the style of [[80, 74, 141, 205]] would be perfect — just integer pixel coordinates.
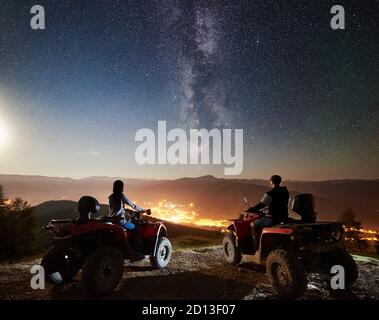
[[1, 174, 378, 229], [34, 200, 111, 227], [34, 200, 77, 226]]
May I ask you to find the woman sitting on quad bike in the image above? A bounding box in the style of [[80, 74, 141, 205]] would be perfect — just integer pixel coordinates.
[[108, 180, 150, 228], [108, 180, 151, 252], [41, 195, 172, 296]]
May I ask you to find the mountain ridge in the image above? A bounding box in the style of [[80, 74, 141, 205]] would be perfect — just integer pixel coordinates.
[[1, 173, 378, 228]]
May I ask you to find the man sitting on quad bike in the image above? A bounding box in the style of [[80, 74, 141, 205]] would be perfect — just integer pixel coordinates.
[[246, 175, 290, 249], [223, 179, 358, 298]]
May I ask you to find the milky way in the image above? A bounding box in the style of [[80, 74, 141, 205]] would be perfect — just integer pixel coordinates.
[[0, 0, 378, 179], [159, 1, 228, 129]]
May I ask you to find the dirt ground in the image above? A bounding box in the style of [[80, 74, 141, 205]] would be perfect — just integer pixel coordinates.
[[0, 247, 378, 300]]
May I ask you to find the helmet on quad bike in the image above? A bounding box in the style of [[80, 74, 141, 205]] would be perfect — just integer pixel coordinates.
[[78, 196, 100, 219]]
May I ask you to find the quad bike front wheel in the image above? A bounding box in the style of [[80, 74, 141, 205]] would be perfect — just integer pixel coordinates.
[[40, 246, 82, 284], [266, 249, 307, 299], [150, 237, 172, 269], [81, 246, 124, 296], [222, 233, 242, 265]]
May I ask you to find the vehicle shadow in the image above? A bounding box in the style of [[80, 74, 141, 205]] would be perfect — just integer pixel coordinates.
[[111, 271, 253, 300], [125, 265, 155, 272], [238, 261, 266, 273], [50, 260, 361, 300], [51, 270, 253, 300]]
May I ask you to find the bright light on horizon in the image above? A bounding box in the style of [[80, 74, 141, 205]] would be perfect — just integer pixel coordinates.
[[0, 94, 11, 149], [0, 120, 9, 147], [148, 199, 228, 228]]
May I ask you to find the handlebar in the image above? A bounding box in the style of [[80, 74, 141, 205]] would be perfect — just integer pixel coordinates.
[[244, 207, 268, 217], [123, 208, 152, 222]]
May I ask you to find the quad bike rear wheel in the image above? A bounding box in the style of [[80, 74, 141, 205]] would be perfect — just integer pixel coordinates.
[[81, 246, 124, 296], [320, 248, 358, 290], [266, 249, 307, 299], [40, 246, 82, 284], [222, 232, 242, 265], [150, 237, 172, 269]]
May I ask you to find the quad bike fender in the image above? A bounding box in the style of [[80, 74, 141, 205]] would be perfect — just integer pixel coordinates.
[[71, 220, 127, 237], [153, 224, 168, 256], [260, 228, 294, 260], [71, 221, 129, 256], [262, 227, 294, 235], [226, 223, 235, 231], [52, 235, 72, 242], [48, 237, 72, 250], [233, 220, 252, 240]]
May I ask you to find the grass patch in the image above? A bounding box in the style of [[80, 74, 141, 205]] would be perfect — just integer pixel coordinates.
[[172, 236, 222, 251], [351, 251, 379, 260]]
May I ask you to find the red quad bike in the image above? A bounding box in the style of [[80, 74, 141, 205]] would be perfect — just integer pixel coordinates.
[[223, 194, 358, 299], [40, 196, 172, 296]]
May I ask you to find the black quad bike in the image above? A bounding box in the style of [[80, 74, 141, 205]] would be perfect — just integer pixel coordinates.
[[223, 194, 358, 298], [41, 196, 172, 296]]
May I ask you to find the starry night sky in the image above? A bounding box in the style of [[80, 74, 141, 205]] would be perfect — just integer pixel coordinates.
[[0, 0, 378, 179]]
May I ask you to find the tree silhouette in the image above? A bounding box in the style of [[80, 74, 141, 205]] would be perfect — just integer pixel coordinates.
[[375, 242, 379, 256], [0, 186, 5, 206], [338, 208, 371, 253], [338, 208, 361, 229], [0, 186, 37, 263]]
